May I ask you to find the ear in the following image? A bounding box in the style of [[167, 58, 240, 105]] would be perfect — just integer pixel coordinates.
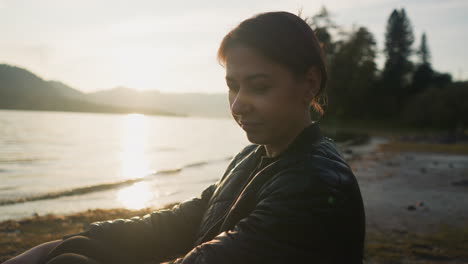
[[303, 66, 321, 106]]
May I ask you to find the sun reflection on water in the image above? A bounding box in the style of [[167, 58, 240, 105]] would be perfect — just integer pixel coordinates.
[[117, 114, 153, 209], [119, 114, 151, 180], [117, 182, 155, 209]]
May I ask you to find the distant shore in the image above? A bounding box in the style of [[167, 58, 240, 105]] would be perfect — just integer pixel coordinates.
[[2, 139, 468, 263]]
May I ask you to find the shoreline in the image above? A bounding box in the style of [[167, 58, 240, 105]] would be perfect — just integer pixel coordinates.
[[2, 139, 468, 263]]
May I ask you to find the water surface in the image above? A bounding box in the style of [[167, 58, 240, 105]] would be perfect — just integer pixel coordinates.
[[0, 110, 248, 221]]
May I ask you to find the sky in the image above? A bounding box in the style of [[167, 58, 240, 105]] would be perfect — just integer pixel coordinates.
[[1, 0, 467, 94]]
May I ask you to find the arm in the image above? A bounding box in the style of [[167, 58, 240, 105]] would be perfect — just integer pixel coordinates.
[[72, 183, 217, 263], [3, 240, 62, 264], [171, 170, 361, 264], [4, 183, 216, 264]]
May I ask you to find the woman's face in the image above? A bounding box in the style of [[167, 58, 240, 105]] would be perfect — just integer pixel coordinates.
[[225, 45, 314, 147]]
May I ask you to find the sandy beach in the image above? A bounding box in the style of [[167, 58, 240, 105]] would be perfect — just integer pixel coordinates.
[[1, 137, 468, 263], [350, 137, 468, 263]]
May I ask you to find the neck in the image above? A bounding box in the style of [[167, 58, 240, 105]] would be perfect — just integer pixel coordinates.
[[264, 117, 313, 158]]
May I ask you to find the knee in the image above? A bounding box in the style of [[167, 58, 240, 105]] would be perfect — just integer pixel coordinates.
[[46, 253, 99, 264], [45, 236, 95, 261], [45, 236, 115, 264], [56, 236, 93, 250]]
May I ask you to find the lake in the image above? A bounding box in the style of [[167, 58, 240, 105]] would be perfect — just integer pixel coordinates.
[[0, 110, 249, 221]]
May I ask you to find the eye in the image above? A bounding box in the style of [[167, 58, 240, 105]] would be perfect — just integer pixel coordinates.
[[250, 85, 270, 94]]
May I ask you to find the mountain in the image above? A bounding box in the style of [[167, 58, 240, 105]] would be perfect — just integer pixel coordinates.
[[0, 63, 229, 117], [87, 88, 230, 118], [47, 80, 88, 100], [0, 64, 176, 115]]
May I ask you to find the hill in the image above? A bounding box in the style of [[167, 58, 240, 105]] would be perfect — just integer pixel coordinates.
[[0, 64, 229, 117], [87, 88, 229, 118]]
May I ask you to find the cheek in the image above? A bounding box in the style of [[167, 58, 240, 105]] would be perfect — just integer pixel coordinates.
[[264, 89, 303, 123], [269, 87, 300, 110], [256, 94, 289, 122]]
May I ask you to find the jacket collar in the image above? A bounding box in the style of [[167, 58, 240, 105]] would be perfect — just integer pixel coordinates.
[[253, 121, 323, 160]]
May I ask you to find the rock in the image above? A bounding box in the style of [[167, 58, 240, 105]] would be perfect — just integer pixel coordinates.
[[416, 201, 425, 207], [420, 168, 427, 173], [407, 205, 417, 211]]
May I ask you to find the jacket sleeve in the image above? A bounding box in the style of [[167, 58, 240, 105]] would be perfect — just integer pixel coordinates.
[[63, 147, 253, 263], [67, 183, 216, 263], [170, 169, 352, 264]]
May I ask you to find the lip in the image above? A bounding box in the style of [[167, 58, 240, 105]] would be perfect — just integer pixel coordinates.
[[240, 121, 262, 129]]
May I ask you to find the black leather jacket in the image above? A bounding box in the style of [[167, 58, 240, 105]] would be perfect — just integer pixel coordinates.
[[73, 123, 365, 263]]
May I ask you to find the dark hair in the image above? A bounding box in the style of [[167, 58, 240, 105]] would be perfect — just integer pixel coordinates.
[[217, 11, 328, 116]]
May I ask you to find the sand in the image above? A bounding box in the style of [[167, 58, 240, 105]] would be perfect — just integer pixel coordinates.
[[346, 137, 468, 233]]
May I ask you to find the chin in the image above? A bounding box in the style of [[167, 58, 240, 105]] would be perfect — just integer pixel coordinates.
[[245, 132, 270, 145]]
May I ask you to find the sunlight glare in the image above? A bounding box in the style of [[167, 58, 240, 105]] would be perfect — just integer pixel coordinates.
[[117, 182, 155, 210], [120, 114, 151, 179]]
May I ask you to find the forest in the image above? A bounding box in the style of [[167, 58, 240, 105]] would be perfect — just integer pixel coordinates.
[[306, 7, 467, 133]]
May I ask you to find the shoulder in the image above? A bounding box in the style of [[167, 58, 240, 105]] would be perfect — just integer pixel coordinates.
[[305, 136, 356, 186], [263, 137, 356, 195]]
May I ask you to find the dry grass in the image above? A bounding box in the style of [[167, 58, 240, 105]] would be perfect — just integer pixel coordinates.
[[0, 205, 176, 263]]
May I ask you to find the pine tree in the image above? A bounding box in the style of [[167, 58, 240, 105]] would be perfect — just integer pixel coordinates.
[[411, 32, 434, 95], [381, 8, 415, 115], [418, 32, 431, 65]]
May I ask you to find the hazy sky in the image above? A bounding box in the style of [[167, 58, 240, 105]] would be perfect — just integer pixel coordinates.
[[1, 0, 467, 93]]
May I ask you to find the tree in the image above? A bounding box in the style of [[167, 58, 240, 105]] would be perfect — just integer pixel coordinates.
[[411, 32, 434, 95], [326, 27, 378, 118], [403, 81, 468, 131], [306, 6, 340, 60], [380, 8, 415, 116], [411, 32, 452, 95], [418, 32, 430, 65]]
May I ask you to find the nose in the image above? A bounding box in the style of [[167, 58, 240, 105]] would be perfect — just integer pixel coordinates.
[[230, 89, 251, 117]]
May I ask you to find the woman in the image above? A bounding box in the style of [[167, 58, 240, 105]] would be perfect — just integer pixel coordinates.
[[5, 11, 365, 264]]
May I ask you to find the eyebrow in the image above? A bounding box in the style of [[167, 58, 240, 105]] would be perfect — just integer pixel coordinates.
[[225, 73, 270, 82]]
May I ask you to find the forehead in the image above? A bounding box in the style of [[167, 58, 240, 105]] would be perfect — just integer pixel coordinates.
[[225, 45, 284, 80]]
